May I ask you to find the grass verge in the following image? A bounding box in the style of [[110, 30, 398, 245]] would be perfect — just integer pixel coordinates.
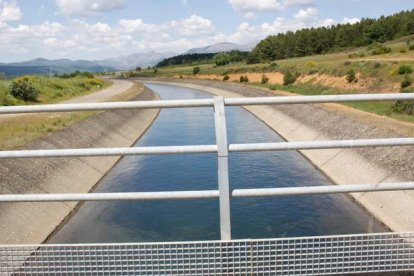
[[0, 80, 143, 150]]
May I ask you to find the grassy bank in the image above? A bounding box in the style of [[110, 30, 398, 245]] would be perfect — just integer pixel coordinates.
[[251, 82, 414, 124], [0, 75, 110, 106], [0, 81, 143, 150]]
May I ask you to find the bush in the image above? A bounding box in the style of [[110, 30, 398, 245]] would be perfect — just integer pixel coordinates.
[[400, 48, 407, 53], [344, 61, 352, 66], [398, 65, 413, 75], [306, 61, 317, 67], [393, 100, 414, 114], [283, 71, 298, 86], [269, 62, 278, 69], [223, 75, 230, 81], [261, 75, 269, 84], [410, 45, 414, 51], [358, 52, 366, 58], [393, 90, 414, 114], [373, 62, 382, 69], [239, 75, 249, 83], [193, 66, 200, 75], [401, 75, 412, 89], [9, 77, 38, 101], [346, 69, 357, 83], [370, 43, 392, 55]]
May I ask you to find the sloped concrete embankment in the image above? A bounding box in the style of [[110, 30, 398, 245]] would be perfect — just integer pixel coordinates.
[[0, 87, 160, 244], [144, 78, 414, 233]]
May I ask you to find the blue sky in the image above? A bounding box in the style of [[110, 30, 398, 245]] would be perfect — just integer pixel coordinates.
[[0, 0, 413, 62]]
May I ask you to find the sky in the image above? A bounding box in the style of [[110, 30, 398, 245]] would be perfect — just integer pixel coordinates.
[[0, 0, 413, 62]]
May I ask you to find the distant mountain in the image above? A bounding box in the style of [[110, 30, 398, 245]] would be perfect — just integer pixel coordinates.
[[185, 42, 255, 54], [95, 51, 177, 70], [0, 58, 114, 76]]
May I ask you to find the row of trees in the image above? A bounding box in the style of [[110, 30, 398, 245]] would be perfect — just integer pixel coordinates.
[[248, 9, 414, 63], [156, 53, 216, 67]]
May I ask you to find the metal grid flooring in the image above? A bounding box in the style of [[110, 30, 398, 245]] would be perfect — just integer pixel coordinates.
[[1, 232, 414, 275]]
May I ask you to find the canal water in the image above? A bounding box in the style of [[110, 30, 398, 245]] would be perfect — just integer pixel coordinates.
[[49, 83, 386, 244]]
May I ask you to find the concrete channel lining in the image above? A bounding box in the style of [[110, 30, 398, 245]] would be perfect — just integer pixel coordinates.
[[0, 87, 160, 245]]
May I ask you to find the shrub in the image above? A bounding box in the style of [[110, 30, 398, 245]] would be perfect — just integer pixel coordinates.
[[306, 61, 317, 67], [9, 77, 38, 101], [261, 75, 269, 84], [348, 54, 356, 59], [239, 75, 249, 83], [283, 71, 298, 86], [346, 69, 357, 83], [193, 66, 200, 75], [401, 75, 412, 89], [370, 43, 392, 55], [223, 75, 230, 81], [393, 100, 414, 114], [359, 52, 366, 57], [400, 48, 407, 53], [344, 61, 352, 66], [269, 62, 278, 68], [269, 85, 277, 90], [393, 90, 414, 114], [373, 62, 382, 69], [410, 45, 414, 51], [398, 65, 413, 75]]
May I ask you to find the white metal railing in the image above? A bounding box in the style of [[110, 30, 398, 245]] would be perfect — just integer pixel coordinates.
[[1, 92, 414, 275]]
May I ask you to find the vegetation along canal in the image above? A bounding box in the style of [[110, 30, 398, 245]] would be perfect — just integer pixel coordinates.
[[49, 83, 387, 243]]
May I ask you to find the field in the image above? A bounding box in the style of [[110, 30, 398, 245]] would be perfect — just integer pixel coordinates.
[[131, 36, 414, 124], [0, 75, 110, 106]]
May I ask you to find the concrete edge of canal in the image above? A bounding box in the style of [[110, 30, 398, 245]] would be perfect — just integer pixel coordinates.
[[0, 85, 160, 244]]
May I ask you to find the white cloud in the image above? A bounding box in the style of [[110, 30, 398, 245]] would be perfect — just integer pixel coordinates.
[[229, 0, 315, 18], [0, 1, 22, 22], [229, 0, 283, 18], [179, 14, 214, 36], [294, 7, 318, 21], [342, 17, 361, 24], [55, 0, 126, 17], [284, 0, 314, 6]]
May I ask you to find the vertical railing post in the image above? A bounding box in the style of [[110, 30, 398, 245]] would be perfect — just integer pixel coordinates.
[[213, 96, 231, 240]]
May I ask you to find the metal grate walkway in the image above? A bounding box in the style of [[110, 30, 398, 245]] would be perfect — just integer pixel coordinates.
[[1, 232, 414, 275]]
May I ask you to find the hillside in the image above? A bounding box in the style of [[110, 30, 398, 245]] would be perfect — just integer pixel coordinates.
[[0, 58, 114, 76]]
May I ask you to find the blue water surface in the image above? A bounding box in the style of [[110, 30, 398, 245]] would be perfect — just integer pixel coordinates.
[[49, 84, 386, 243]]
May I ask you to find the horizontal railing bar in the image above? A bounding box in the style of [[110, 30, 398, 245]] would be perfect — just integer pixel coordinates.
[[1, 93, 414, 114], [229, 138, 414, 152], [0, 145, 217, 159], [0, 190, 220, 202], [0, 99, 215, 114], [225, 93, 414, 106], [1, 138, 413, 159], [232, 182, 414, 197], [0, 182, 413, 203]]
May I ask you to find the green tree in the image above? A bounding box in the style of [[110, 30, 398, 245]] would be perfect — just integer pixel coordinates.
[[363, 23, 386, 44], [213, 52, 231, 66], [228, 50, 243, 62]]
